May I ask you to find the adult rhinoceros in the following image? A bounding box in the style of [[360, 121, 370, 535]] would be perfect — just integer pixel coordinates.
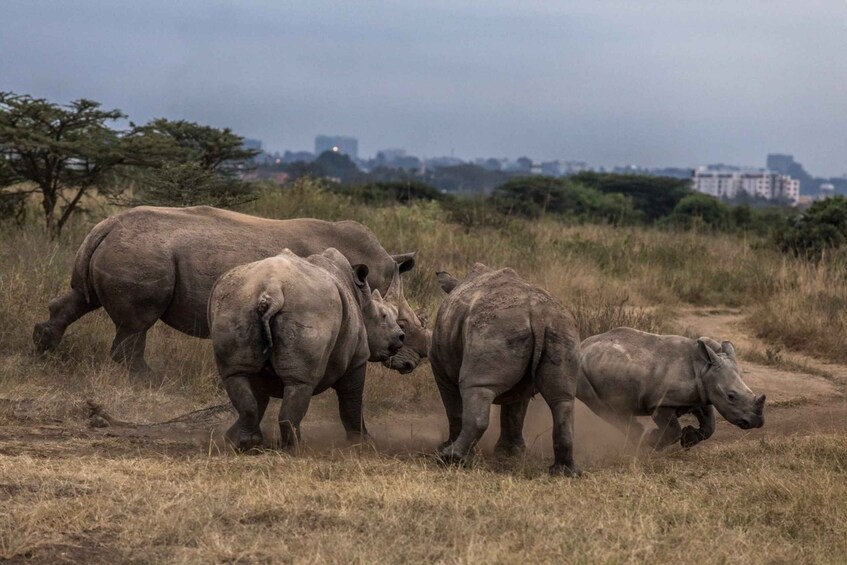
[[33, 206, 427, 376]]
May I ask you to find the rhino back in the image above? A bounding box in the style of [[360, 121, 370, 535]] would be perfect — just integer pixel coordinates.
[[580, 328, 697, 412], [86, 206, 395, 338], [431, 267, 569, 394], [210, 254, 361, 386]]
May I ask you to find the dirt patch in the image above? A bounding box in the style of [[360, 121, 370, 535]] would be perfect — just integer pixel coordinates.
[[675, 308, 843, 404]]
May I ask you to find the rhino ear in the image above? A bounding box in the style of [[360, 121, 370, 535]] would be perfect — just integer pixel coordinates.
[[436, 271, 459, 294], [391, 252, 417, 274], [697, 339, 722, 366], [351, 264, 369, 289], [721, 341, 736, 360]]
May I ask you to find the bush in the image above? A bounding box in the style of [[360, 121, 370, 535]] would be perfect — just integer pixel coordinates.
[[339, 180, 445, 205], [774, 196, 847, 258], [492, 176, 639, 224], [662, 193, 731, 230]]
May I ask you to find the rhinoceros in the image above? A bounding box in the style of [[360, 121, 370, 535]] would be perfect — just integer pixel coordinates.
[[33, 206, 426, 375], [430, 264, 581, 476], [209, 247, 405, 451], [578, 327, 766, 449]]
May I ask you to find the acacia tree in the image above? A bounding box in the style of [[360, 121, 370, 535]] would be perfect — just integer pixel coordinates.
[[126, 118, 259, 172], [0, 92, 127, 237], [125, 118, 261, 206]]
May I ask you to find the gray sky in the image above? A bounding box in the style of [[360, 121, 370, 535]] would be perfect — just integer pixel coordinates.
[[4, 1, 846, 176]]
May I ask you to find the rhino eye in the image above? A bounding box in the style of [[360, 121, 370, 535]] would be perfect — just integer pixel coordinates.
[[727, 391, 737, 403]]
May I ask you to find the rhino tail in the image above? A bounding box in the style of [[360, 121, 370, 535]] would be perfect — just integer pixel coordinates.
[[257, 286, 285, 354], [530, 312, 581, 395], [72, 214, 121, 305]]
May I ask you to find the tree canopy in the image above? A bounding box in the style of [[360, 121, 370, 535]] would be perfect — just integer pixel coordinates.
[[0, 92, 127, 236]]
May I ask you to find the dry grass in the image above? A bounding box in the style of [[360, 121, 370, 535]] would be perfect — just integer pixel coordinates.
[[1, 434, 845, 563], [2, 184, 847, 562]]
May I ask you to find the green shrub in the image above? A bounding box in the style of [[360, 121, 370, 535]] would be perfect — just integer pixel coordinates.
[[662, 193, 731, 231], [774, 196, 847, 258]]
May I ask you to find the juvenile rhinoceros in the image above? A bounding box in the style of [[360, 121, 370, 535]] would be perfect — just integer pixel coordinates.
[[33, 206, 426, 376], [209, 247, 405, 451], [578, 327, 766, 449], [430, 264, 581, 476]]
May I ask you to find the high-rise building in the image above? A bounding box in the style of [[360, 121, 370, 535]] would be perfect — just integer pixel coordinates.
[[315, 135, 358, 159], [692, 166, 799, 204]]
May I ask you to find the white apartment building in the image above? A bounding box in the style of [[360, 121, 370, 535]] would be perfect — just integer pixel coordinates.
[[692, 167, 800, 204]]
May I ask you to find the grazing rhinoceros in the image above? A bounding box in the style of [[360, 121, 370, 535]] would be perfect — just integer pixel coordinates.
[[430, 264, 581, 476], [578, 327, 766, 449], [209, 247, 405, 451], [33, 206, 426, 376]]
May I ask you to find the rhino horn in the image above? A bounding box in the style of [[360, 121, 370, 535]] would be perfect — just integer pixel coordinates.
[[755, 394, 766, 407], [385, 262, 403, 302]]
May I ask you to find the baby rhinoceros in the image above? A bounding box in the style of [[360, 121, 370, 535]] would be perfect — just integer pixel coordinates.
[[431, 264, 581, 476], [209, 247, 405, 452], [578, 328, 766, 450]]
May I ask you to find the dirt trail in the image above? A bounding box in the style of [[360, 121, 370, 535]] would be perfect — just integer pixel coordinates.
[[2, 308, 845, 466]]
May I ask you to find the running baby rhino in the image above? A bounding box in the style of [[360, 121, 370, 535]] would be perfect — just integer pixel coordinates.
[[578, 327, 766, 449]]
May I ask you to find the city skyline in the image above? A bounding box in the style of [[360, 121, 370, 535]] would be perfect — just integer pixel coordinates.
[[3, 2, 846, 176]]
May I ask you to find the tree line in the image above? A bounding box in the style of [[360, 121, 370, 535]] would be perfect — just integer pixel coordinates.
[[0, 92, 259, 237], [4, 91, 845, 260]]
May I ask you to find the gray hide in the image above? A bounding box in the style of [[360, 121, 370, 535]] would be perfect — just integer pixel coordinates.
[[209, 248, 404, 451], [578, 327, 766, 449], [430, 264, 582, 476], [33, 205, 426, 376]]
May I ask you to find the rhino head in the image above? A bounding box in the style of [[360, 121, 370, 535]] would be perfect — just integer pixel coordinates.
[[696, 339, 766, 430], [381, 259, 430, 374], [352, 264, 405, 363]]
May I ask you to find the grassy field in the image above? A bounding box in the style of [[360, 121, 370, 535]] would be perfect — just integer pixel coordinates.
[[1, 184, 846, 563]]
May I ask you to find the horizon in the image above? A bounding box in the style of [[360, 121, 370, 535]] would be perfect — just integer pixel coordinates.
[[3, 1, 845, 177]]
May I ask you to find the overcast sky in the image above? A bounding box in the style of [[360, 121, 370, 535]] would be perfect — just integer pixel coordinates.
[[3, 1, 846, 175]]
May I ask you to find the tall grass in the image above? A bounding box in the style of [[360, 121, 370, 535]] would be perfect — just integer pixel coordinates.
[[2, 180, 847, 415]]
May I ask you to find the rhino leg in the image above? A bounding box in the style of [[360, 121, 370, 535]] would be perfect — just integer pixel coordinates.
[[647, 407, 682, 450], [278, 383, 314, 452], [334, 364, 369, 442], [536, 383, 580, 476], [223, 374, 267, 452], [432, 366, 463, 451], [33, 289, 99, 352], [681, 405, 715, 448], [439, 386, 496, 466], [110, 327, 154, 377], [494, 398, 530, 457]]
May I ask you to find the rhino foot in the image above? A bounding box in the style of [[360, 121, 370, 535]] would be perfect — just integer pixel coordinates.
[[33, 322, 62, 353], [225, 427, 264, 453], [680, 426, 705, 449], [494, 441, 526, 458], [437, 446, 471, 467], [549, 464, 581, 478]]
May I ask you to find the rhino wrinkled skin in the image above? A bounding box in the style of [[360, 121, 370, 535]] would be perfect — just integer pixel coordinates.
[[32, 206, 426, 375], [430, 264, 582, 476], [578, 327, 766, 449], [209, 248, 404, 451]]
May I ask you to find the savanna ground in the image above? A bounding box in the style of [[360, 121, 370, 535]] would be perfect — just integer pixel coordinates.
[[1, 185, 846, 563]]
